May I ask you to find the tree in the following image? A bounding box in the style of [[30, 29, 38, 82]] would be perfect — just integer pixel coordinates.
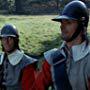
[[0, 0, 8, 10], [14, 0, 23, 14], [56, 0, 59, 9]]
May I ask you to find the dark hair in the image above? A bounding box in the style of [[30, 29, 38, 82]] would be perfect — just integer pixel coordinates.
[[13, 37, 20, 50], [81, 27, 89, 47], [78, 20, 89, 47]]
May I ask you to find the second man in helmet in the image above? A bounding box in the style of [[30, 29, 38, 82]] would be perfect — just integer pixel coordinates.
[[34, 1, 90, 90]]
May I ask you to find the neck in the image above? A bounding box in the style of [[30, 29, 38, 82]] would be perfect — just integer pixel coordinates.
[[66, 35, 83, 49]]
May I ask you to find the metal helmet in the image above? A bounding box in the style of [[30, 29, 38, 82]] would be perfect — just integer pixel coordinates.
[[0, 24, 19, 38], [52, 0, 89, 27], [52, 0, 89, 42]]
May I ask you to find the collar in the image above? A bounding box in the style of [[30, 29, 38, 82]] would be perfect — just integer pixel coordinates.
[[0, 49, 24, 65], [72, 41, 90, 62], [60, 41, 90, 62]]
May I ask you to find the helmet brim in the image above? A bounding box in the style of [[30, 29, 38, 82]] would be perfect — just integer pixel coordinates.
[[0, 35, 17, 38], [52, 15, 77, 22]]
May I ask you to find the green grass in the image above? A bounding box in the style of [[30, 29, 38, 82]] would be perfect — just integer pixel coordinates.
[[0, 15, 62, 56], [0, 15, 90, 58]]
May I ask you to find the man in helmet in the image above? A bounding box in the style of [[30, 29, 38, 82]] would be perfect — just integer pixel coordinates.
[[35, 1, 90, 90], [0, 24, 37, 90]]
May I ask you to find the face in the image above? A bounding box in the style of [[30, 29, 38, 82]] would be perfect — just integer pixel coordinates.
[[60, 19, 78, 42], [1, 37, 15, 53]]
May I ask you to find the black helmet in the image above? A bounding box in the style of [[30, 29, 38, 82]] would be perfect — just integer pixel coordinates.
[[52, 0, 89, 27], [0, 24, 19, 38]]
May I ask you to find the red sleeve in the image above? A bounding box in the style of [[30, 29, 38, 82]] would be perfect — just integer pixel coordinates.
[[88, 78, 90, 90], [35, 60, 52, 90], [21, 64, 37, 90]]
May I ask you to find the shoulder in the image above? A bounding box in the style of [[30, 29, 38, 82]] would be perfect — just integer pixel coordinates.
[[44, 48, 59, 65], [84, 52, 90, 77], [21, 54, 37, 65], [23, 54, 37, 63]]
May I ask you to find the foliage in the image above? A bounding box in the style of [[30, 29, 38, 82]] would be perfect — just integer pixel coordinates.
[[0, 15, 62, 57], [0, 0, 70, 14]]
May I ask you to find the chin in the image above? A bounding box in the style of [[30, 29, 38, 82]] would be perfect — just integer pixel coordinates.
[[61, 36, 68, 40]]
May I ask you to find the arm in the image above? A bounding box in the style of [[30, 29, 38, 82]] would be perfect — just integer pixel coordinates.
[[88, 78, 90, 90], [35, 60, 53, 90], [21, 64, 37, 90], [86, 57, 90, 90]]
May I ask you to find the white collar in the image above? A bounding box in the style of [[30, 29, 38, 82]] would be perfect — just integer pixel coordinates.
[[60, 41, 90, 62], [0, 50, 24, 65], [72, 41, 90, 62]]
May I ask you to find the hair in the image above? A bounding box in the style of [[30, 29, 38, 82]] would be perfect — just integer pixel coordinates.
[[81, 27, 89, 47], [78, 21, 89, 47], [13, 37, 20, 50]]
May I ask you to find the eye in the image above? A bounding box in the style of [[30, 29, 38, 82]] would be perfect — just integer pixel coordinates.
[[66, 21, 72, 24], [61, 20, 72, 25], [1, 37, 8, 41]]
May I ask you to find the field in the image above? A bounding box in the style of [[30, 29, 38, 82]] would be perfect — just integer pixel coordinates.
[[0, 15, 62, 57], [0, 15, 90, 58]]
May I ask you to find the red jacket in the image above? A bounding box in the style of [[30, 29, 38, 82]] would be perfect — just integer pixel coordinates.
[[35, 60, 52, 90], [21, 64, 37, 90]]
